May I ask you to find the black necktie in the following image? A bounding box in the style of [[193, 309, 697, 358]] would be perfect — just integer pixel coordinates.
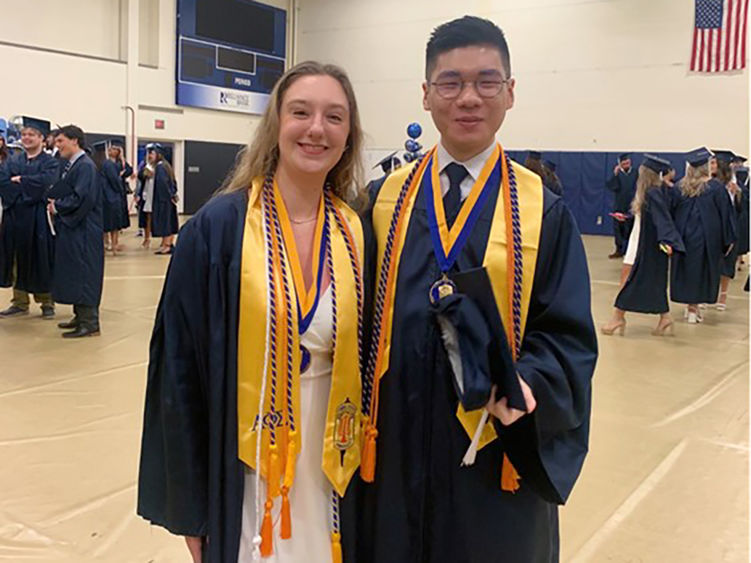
[[443, 163, 469, 229], [62, 160, 72, 178]]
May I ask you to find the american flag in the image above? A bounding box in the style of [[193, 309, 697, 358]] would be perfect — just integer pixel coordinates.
[[691, 0, 749, 72]]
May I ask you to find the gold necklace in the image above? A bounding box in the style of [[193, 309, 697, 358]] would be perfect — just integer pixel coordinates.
[[289, 216, 318, 225]]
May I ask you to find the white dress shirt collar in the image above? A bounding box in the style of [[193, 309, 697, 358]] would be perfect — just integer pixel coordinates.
[[435, 140, 498, 199]]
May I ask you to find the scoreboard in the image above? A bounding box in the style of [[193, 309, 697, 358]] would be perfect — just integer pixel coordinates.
[[176, 0, 287, 114]]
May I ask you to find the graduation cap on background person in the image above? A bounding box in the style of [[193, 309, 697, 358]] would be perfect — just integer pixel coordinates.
[[686, 147, 713, 167], [712, 149, 737, 163], [619, 153, 632, 162], [373, 151, 399, 175], [11, 115, 52, 136], [642, 154, 672, 174], [528, 150, 542, 160], [732, 153, 747, 164]]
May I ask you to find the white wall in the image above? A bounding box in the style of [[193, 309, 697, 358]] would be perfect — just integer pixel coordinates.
[[297, 0, 750, 158], [1, 0, 124, 60], [0, 0, 291, 147]]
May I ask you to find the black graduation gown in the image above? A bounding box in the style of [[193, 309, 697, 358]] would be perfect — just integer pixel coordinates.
[[720, 186, 742, 278], [51, 155, 104, 306], [606, 168, 638, 254], [136, 165, 147, 229], [137, 191, 359, 562], [546, 179, 563, 196], [615, 186, 684, 314], [118, 161, 133, 230], [356, 182, 597, 563], [100, 159, 125, 233], [150, 163, 179, 237], [0, 151, 59, 293], [670, 181, 735, 301], [736, 170, 749, 255]]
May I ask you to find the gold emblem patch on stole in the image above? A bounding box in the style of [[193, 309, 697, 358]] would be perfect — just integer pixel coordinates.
[[334, 399, 357, 451]]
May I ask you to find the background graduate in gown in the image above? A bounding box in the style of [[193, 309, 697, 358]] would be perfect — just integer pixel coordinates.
[[359, 17, 597, 563], [602, 154, 684, 336], [48, 125, 105, 338], [0, 116, 59, 319], [669, 148, 736, 324], [714, 150, 743, 311], [606, 153, 638, 258], [143, 144, 179, 255], [735, 160, 750, 265], [97, 141, 127, 256]]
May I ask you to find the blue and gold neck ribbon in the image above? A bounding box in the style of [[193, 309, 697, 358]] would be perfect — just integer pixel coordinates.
[[424, 144, 501, 281]]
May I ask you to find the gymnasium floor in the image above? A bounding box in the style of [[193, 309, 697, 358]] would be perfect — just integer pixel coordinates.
[[0, 229, 747, 562]]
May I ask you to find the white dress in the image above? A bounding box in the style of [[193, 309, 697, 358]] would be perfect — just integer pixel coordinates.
[[238, 286, 334, 562], [623, 213, 641, 266], [143, 175, 155, 213]]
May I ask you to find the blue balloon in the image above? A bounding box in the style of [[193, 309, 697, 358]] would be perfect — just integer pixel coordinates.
[[405, 139, 419, 153], [407, 122, 422, 139]]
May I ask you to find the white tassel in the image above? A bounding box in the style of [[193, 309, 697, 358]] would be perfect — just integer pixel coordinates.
[[252, 534, 263, 561], [461, 409, 489, 467], [436, 315, 464, 394]]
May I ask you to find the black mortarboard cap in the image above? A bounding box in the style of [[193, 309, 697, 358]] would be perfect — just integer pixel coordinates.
[[642, 154, 671, 174], [712, 149, 737, 163], [686, 147, 713, 167], [146, 142, 166, 155], [619, 153, 631, 162], [543, 160, 556, 172], [732, 154, 747, 163], [109, 138, 125, 148], [430, 267, 524, 412], [374, 151, 399, 174], [528, 150, 542, 160], [19, 116, 51, 136]]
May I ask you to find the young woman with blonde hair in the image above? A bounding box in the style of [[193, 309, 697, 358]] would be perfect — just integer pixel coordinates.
[[601, 155, 684, 336], [137, 61, 366, 563], [669, 149, 736, 322]]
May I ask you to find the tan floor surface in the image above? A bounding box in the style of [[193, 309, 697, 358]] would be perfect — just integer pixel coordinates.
[[0, 231, 747, 562]]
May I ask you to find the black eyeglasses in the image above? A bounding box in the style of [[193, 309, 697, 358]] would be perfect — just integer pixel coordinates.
[[429, 77, 511, 99]]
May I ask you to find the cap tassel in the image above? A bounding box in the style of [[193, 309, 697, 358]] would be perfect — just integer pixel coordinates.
[[501, 453, 520, 492], [360, 424, 378, 482], [461, 410, 489, 466], [260, 500, 274, 557], [280, 486, 292, 539], [268, 444, 281, 498], [330, 532, 343, 563]]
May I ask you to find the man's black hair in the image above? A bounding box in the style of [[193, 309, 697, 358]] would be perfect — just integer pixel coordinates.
[[425, 16, 511, 80], [55, 124, 86, 147]]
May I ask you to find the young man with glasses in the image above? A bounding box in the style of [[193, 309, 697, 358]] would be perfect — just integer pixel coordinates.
[[358, 16, 597, 562]]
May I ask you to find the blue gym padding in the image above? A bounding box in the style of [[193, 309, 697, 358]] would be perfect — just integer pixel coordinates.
[[507, 150, 689, 236]]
